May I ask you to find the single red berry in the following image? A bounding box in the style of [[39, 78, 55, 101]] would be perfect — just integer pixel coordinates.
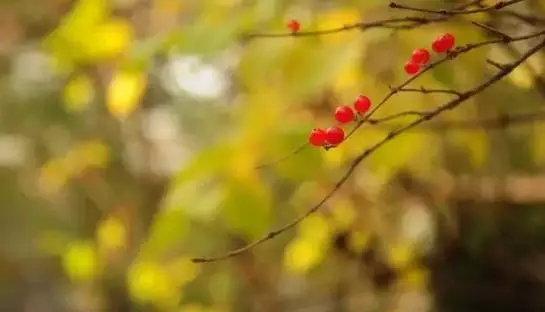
[[354, 95, 371, 114], [411, 48, 430, 64], [432, 38, 446, 53], [325, 126, 345, 146], [404, 61, 420, 75], [440, 33, 455, 51], [309, 128, 327, 146], [287, 19, 300, 33], [432, 33, 455, 53], [334, 105, 355, 123]]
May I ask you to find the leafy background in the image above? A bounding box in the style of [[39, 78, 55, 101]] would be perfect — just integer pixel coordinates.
[[2, 0, 545, 311]]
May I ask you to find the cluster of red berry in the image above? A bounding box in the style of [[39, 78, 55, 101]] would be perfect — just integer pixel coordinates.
[[308, 96, 372, 148], [404, 33, 456, 75]]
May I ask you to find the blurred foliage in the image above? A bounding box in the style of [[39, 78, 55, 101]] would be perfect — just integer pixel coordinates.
[[2, 0, 545, 311]]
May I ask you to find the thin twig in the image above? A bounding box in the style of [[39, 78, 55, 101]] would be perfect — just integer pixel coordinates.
[[242, 1, 481, 41], [470, 20, 513, 40], [191, 36, 545, 264], [389, 0, 525, 16], [395, 86, 463, 96], [254, 144, 308, 170], [487, 58, 508, 70], [241, 17, 443, 41]]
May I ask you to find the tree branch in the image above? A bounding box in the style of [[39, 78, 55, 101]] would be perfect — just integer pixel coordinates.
[[191, 35, 545, 264], [389, 0, 526, 16]]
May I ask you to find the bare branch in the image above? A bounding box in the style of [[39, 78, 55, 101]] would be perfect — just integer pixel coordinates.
[[242, 0, 483, 41], [241, 17, 442, 41], [191, 35, 545, 264], [487, 58, 508, 70], [254, 144, 308, 170], [470, 20, 512, 40], [389, 0, 526, 16], [395, 86, 463, 96]]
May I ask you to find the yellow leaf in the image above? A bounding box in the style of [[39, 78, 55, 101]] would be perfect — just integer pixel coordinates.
[[107, 69, 147, 119], [62, 241, 98, 282], [284, 237, 326, 274], [97, 216, 126, 251], [128, 261, 176, 305], [84, 18, 134, 60], [78, 139, 110, 168], [64, 74, 94, 112], [60, 0, 109, 33], [43, 0, 111, 67]]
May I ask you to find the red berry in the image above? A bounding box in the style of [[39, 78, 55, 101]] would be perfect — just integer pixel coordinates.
[[309, 128, 327, 146], [334, 105, 355, 123], [404, 61, 420, 75], [354, 95, 371, 113], [325, 126, 345, 145], [432, 33, 455, 53], [440, 33, 455, 51], [411, 48, 430, 64], [287, 20, 300, 33]]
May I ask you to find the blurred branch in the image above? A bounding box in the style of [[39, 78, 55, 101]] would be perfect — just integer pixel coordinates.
[[191, 34, 545, 263], [439, 174, 545, 203], [254, 143, 308, 170], [242, 0, 482, 40], [389, 0, 525, 15]]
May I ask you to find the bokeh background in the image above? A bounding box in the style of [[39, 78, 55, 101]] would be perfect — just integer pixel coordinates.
[[2, 0, 545, 311]]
